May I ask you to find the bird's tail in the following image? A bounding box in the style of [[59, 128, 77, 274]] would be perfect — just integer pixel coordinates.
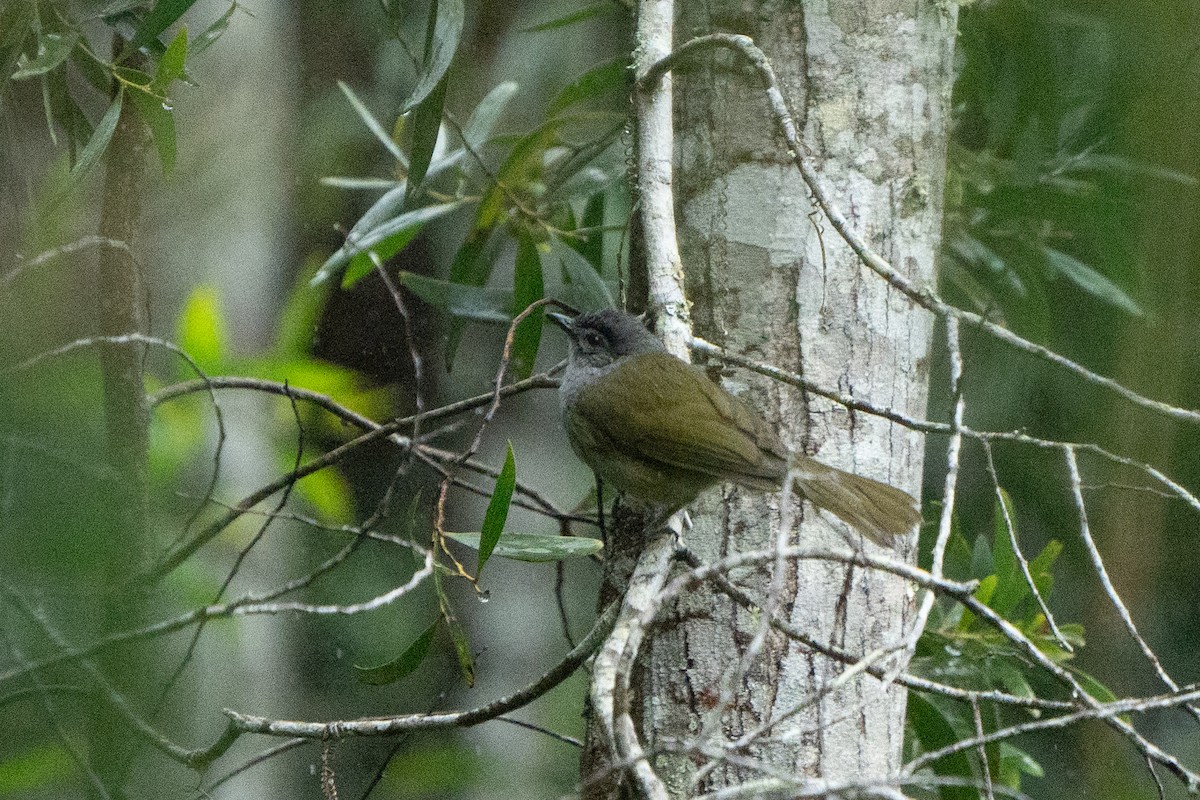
[[792, 460, 922, 547]]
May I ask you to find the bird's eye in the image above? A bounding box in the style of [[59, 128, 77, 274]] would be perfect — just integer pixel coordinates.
[[582, 330, 605, 349]]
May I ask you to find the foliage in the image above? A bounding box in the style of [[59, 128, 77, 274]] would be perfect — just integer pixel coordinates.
[[943, 2, 1195, 338], [312, 23, 632, 376], [3, 0, 1193, 798], [906, 491, 1107, 799]]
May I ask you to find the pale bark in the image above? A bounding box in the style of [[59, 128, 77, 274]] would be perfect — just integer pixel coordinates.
[[630, 0, 957, 793]]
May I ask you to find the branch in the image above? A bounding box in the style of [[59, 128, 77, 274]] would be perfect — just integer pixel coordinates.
[[219, 600, 619, 742], [634, 0, 689, 357], [646, 32, 1200, 427], [1063, 446, 1200, 721]]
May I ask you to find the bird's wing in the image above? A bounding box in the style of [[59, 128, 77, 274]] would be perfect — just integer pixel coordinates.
[[574, 352, 786, 485]]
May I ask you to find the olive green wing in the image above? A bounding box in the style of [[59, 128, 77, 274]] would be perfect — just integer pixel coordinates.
[[573, 352, 786, 486]]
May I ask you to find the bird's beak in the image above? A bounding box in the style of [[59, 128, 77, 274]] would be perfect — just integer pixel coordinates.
[[546, 312, 575, 334]]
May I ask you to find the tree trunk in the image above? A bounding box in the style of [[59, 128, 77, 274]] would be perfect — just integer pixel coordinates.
[[628, 0, 956, 794]]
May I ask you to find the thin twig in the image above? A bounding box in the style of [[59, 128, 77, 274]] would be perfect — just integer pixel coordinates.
[[646, 33, 1200, 428], [1063, 446, 1200, 721]]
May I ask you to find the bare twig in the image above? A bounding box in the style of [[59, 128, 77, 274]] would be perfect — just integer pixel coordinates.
[[645, 33, 1200, 428], [983, 440, 1073, 651], [1063, 446, 1200, 721], [222, 600, 619, 740]]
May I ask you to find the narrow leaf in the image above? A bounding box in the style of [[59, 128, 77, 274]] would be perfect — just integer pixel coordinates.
[[999, 742, 1045, 780], [445, 226, 504, 368], [404, 0, 464, 112], [1043, 247, 1143, 316], [68, 93, 123, 184], [191, 2, 237, 56], [988, 489, 1027, 617], [462, 81, 519, 150], [434, 571, 474, 687], [547, 56, 630, 118], [319, 176, 402, 190], [549, 232, 614, 311], [338, 80, 406, 164], [512, 233, 546, 380], [125, 85, 177, 174], [477, 123, 559, 228], [447, 613, 474, 687], [904, 694, 979, 800], [354, 620, 439, 685], [12, 31, 79, 79], [523, 3, 611, 33], [153, 27, 188, 91], [313, 199, 461, 285], [405, 75, 447, 202], [1028, 539, 1063, 581], [445, 532, 603, 563], [130, 0, 199, 51], [577, 190, 605, 266], [477, 442, 516, 576], [397, 272, 512, 323]]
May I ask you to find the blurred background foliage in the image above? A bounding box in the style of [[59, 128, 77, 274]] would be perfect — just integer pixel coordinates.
[[1, 0, 1199, 798]]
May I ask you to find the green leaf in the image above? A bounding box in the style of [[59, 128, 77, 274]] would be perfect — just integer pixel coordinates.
[[397, 272, 512, 323], [44, 65, 93, 156], [125, 84, 177, 174], [970, 529, 993, 578], [462, 81, 519, 150], [998, 742, 1044, 784], [511, 233, 546, 380], [354, 620, 439, 685], [1043, 247, 1143, 316], [547, 56, 630, 118], [177, 285, 226, 371], [314, 199, 463, 286], [294, 465, 353, 523], [67, 93, 123, 186], [445, 532, 603, 562], [958, 573, 998, 632], [191, 2, 238, 56], [404, 0, 464, 112], [153, 27, 188, 91], [548, 232, 614, 311], [576, 190, 605, 265], [449, 619, 474, 686], [1028, 539, 1063, 584], [0, 2, 35, 83], [477, 442, 516, 577], [986, 659, 1036, 701], [405, 74, 447, 202], [434, 580, 475, 687], [988, 489, 1028, 617], [444, 226, 505, 368], [0, 744, 75, 794], [130, 0, 200, 51], [1067, 664, 1119, 707], [906, 694, 978, 800], [1068, 153, 1198, 187], [12, 31, 79, 79], [338, 80, 405, 164], [319, 176, 402, 190], [523, 2, 612, 32], [477, 122, 560, 228], [342, 202, 462, 288]]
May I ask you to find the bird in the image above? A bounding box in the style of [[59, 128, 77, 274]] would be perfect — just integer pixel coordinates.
[[547, 308, 921, 546]]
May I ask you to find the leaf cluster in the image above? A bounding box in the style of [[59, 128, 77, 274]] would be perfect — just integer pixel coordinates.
[[3, 0, 243, 189], [312, 0, 633, 379], [906, 491, 1112, 798]]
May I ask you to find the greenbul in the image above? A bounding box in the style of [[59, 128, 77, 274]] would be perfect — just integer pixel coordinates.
[[548, 309, 921, 546]]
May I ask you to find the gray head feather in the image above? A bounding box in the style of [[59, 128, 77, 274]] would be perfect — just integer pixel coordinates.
[[559, 309, 665, 367]]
